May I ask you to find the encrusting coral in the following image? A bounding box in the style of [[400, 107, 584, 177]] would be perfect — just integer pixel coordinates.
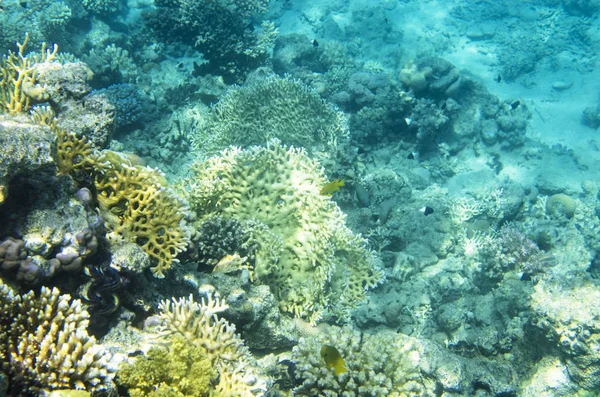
[[118, 293, 267, 396], [0, 279, 116, 395], [184, 140, 384, 323]]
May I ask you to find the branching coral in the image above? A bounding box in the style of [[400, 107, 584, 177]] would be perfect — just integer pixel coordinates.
[[292, 327, 428, 396], [0, 279, 116, 395], [121, 294, 267, 396], [94, 153, 190, 278], [53, 130, 190, 278], [184, 140, 383, 323], [0, 33, 57, 114]]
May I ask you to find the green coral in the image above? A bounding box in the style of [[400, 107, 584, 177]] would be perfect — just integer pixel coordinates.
[[117, 335, 214, 397], [191, 76, 349, 168], [130, 294, 267, 396], [185, 141, 383, 323]]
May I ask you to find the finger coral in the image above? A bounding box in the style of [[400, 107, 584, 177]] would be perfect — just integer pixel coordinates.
[[0, 33, 57, 115], [292, 327, 428, 396], [118, 294, 267, 397], [0, 279, 116, 395], [185, 140, 384, 323]]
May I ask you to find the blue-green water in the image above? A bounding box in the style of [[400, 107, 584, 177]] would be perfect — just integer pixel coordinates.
[[0, 0, 599, 395]]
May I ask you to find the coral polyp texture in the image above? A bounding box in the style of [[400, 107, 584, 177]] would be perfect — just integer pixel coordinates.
[[191, 75, 349, 166], [0, 279, 116, 395], [185, 141, 384, 323], [119, 293, 266, 396]]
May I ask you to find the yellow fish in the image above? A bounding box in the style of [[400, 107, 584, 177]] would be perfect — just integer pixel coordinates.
[[320, 179, 345, 196], [321, 345, 348, 375]]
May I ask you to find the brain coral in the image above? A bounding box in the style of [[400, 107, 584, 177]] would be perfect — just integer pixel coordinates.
[[185, 140, 383, 324], [191, 76, 349, 170]]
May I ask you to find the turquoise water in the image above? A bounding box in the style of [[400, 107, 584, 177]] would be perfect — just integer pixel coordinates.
[[0, 0, 599, 395]]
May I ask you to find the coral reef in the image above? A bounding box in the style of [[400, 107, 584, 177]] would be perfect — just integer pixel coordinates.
[[93, 152, 190, 278], [91, 83, 149, 129], [293, 327, 428, 396], [185, 141, 384, 323], [531, 277, 600, 389], [0, 279, 116, 394], [0, 114, 55, 203], [144, 0, 274, 83], [0, 34, 57, 114], [120, 293, 267, 396], [191, 75, 349, 171]]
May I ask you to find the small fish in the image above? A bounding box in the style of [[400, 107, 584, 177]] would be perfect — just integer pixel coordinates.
[[440, 101, 447, 110], [421, 206, 434, 216], [407, 152, 415, 160], [321, 345, 348, 375], [404, 117, 412, 126], [510, 100, 520, 110], [312, 39, 319, 47], [213, 253, 247, 274], [320, 179, 344, 196], [496, 75, 502, 83]]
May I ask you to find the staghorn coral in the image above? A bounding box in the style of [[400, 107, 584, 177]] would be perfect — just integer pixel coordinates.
[[131, 293, 267, 396], [0, 279, 116, 395], [184, 140, 383, 323]]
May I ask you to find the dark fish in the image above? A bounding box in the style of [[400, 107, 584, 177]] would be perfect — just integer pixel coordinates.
[[421, 206, 434, 216], [312, 39, 319, 47], [496, 75, 502, 83], [510, 100, 520, 110], [440, 101, 447, 110], [407, 153, 415, 160]]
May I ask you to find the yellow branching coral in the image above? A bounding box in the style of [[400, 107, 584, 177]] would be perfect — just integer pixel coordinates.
[[95, 154, 189, 278], [141, 294, 267, 396], [0, 33, 58, 115], [0, 279, 116, 395]]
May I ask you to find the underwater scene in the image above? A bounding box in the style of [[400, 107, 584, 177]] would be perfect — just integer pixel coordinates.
[[1, 0, 600, 396]]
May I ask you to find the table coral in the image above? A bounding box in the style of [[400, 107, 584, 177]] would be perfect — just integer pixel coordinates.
[[185, 140, 384, 323], [0, 279, 116, 395]]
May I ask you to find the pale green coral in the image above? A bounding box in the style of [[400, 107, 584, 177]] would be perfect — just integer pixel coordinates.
[[184, 141, 384, 323], [148, 294, 267, 396], [190, 75, 349, 168], [117, 335, 214, 397]]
